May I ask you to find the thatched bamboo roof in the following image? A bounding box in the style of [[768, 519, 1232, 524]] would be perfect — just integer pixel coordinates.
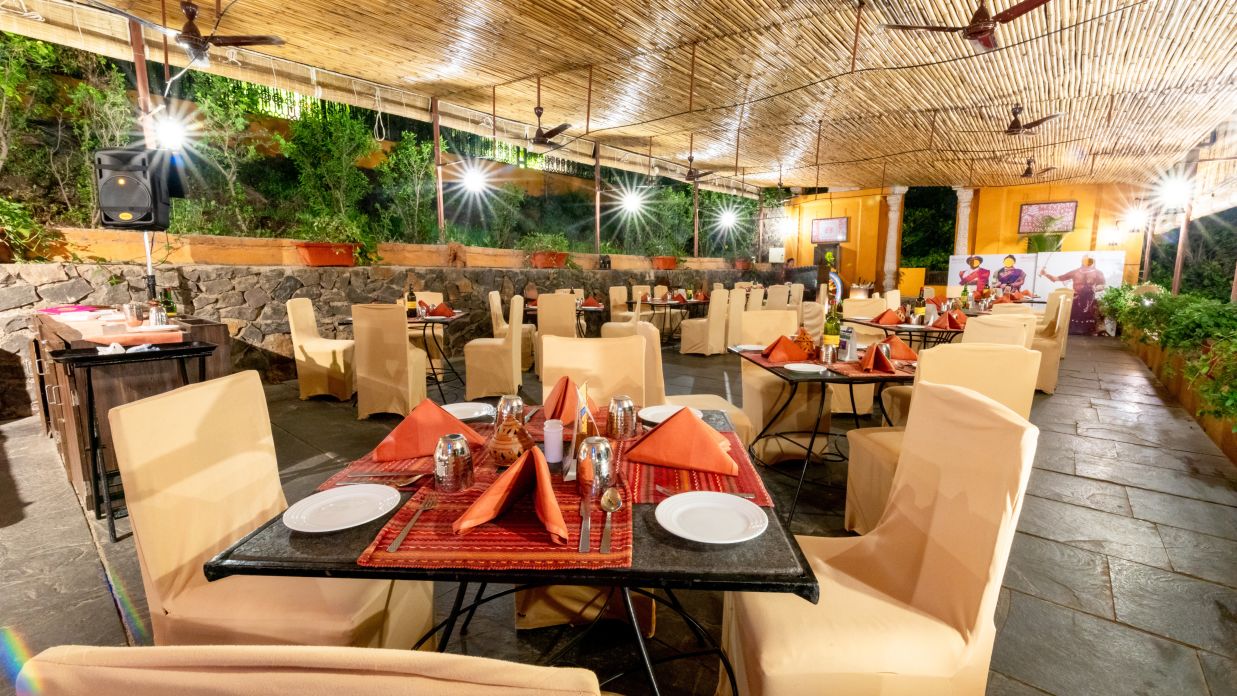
[[3, 0, 1234, 194]]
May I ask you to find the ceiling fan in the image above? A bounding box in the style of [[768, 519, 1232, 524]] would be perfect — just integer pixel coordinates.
[[1020, 157, 1056, 178], [684, 134, 715, 182], [528, 76, 572, 153], [88, 0, 283, 65], [1005, 104, 1061, 134], [883, 0, 1055, 53]]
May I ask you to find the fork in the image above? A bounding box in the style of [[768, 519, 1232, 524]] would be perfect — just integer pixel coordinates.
[[386, 493, 438, 552]]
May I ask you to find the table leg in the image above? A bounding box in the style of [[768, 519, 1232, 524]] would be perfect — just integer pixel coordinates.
[[622, 587, 663, 696], [459, 582, 487, 635], [663, 588, 708, 648], [786, 380, 830, 525], [436, 580, 470, 653], [422, 324, 447, 402], [749, 382, 800, 459], [876, 382, 892, 426], [85, 369, 119, 542], [848, 383, 861, 430]]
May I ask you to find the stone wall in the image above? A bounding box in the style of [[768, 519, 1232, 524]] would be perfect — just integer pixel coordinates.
[[0, 262, 778, 420]]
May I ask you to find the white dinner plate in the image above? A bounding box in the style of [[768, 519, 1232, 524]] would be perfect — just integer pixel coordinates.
[[282, 484, 401, 533], [848, 316, 871, 322], [638, 404, 704, 425], [896, 323, 922, 329], [443, 402, 496, 422], [784, 362, 826, 373], [655, 491, 768, 544], [128, 324, 180, 332], [732, 344, 765, 352]]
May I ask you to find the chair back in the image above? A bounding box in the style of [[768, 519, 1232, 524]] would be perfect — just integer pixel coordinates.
[[842, 297, 887, 319], [713, 282, 725, 290], [608, 286, 628, 321], [745, 287, 765, 311], [287, 297, 321, 346], [1040, 289, 1072, 328], [789, 283, 805, 306], [989, 303, 1034, 315], [632, 284, 651, 301], [963, 314, 1031, 347], [17, 644, 602, 696], [500, 296, 524, 390], [800, 302, 825, 340], [829, 382, 1037, 643], [107, 372, 284, 641], [734, 281, 753, 290], [541, 336, 646, 406], [705, 288, 729, 323], [354, 304, 423, 417], [414, 291, 444, 306], [922, 287, 935, 298], [765, 285, 790, 309], [884, 289, 902, 309], [488, 291, 508, 335], [740, 310, 798, 344], [945, 284, 963, 298], [1048, 295, 1073, 341], [536, 293, 578, 338], [912, 343, 1040, 418], [726, 289, 746, 345]]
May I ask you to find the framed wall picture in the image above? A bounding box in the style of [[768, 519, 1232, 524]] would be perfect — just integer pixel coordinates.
[[1018, 201, 1078, 235], [810, 217, 849, 244]]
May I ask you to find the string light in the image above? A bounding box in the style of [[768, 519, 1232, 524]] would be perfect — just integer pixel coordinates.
[[461, 167, 488, 193], [620, 189, 645, 214], [154, 117, 187, 150]]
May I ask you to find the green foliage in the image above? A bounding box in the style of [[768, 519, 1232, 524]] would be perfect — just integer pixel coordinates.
[[899, 187, 954, 272], [1185, 338, 1237, 426], [0, 197, 60, 260], [488, 184, 527, 249], [65, 58, 135, 225], [1149, 207, 1237, 302], [516, 231, 570, 253], [1025, 232, 1065, 253], [276, 107, 377, 217], [0, 33, 59, 176], [375, 132, 437, 242]]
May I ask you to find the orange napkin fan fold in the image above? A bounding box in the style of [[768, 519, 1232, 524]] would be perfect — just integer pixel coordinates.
[[872, 309, 902, 325], [880, 334, 918, 361], [543, 376, 598, 426], [927, 296, 945, 309], [992, 294, 1013, 304], [948, 309, 968, 329], [374, 400, 485, 462], [582, 296, 602, 308], [428, 302, 454, 317], [860, 346, 897, 374], [760, 335, 809, 363], [452, 447, 568, 544], [624, 408, 738, 476], [671, 292, 688, 303]]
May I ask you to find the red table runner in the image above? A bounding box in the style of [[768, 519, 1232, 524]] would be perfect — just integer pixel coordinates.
[[738, 349, 914, 379]]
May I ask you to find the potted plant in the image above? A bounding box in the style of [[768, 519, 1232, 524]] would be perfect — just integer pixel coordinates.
[[291, 213, 365, 267], [518, 232, 571, 269], [733, 252, 754, 271], [644, 237, 681, 270]]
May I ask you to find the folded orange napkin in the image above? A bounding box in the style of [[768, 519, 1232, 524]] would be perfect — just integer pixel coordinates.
[[860, 346, 896, 373], [526, 297, 537, 307], [880, 334, 918, 361], [672, 292, 688, 303], [872, 309, 902, 325], [374, 400, 485, 462], [624, 408, 737, 476], [428, 302, 454, 317], [761, 335, 809, 363], [992, 294, 1013, 304], [452, 446, 567, 544], [694, 291, 708, 301], [582, 296, 602, 308], [948, 309, 968, 328], [418, 300, 431, 314], [927, 296, 945, 309], [641, 293, 651, 302], [543, 375, 598, 426]]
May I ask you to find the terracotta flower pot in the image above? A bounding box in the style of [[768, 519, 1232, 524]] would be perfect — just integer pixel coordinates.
[[530, 251, 568, 269], [294, 241, 356, 267], [733, 259, 752, 271], [651, 256, 678, 270]]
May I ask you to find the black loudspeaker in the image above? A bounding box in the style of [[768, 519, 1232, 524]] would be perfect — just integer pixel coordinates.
[[94, 149, 172, 230]]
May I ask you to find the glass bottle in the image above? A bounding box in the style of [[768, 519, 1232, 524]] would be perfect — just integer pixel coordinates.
[[161, 289, 178, 317], [823, 303, 841, 347]]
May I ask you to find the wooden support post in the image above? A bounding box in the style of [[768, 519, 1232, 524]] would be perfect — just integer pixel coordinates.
[[432, 97, 445, 242], [594, 145, 601, 254], [692, 181, 700, 257], [756, 193, 764, 261], [127, 21, 157, 145], [1171, 202, 1192, 295], [1140, 217, 1155, 283], [1230, 261, 1237, 303]]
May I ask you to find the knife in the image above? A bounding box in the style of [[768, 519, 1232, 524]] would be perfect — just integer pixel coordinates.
[[578, 498, 591, 553]]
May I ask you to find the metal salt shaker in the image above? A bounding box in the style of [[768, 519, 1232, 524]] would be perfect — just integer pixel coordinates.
[[433, 433, 474, 493], [576, 436, 614, 500], [820, 344, 837, 365], [606, 395, 638, 440], [496, 395, 524, 424]]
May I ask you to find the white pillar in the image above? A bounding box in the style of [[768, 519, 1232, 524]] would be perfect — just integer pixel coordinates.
[[953, 187, 976, 255], [882, 186, 908, 291]]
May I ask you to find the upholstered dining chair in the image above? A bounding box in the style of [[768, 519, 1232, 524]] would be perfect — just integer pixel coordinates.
[[465, 295, 525, 400], [726, 289, 746, 346], [922, 286, 936, 298], [107, 371, 433, 648], [651, 284, 687, 333], [837, 297, 889, 416], [607, 285, 652, 324], [884, 289, 902, 309], [739, 310, 831, 462], [989, 303, 1034, 315], [679, 289, 730, 355], [489, 291, 535, 369], [745, 287, 765, 311], [850, 343, 1041, 534], [1037, 288, 1075, 358], [17, 645, 601, 696], [788, 283, 805, 307], [410, 290, 448, 376], [733, 281, 754, 290], [1032, 298, 1073, 394], [287, 298, 353, 401], [800, 301, 825, 341], [540, 335, 646, 406], [534, 293, 579, 376], [722, 381, 1037, 696], [961, 314, 1035, 347], [631, 284, 652, 302], [602, 320, 753, 445], [353, 304, 428, 419], [764, 285, 790, 310]]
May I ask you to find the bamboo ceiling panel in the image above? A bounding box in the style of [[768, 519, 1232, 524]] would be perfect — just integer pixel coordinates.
[[4, 0, 1235, 190]]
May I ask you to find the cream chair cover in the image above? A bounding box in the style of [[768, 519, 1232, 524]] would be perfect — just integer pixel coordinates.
[[745, 287, 765, 311], [765, 285, 790, 310], [739, 310, 831, 462], [680, 289, 729, 355], [855, 344, 1040, 533], [287, 298, 353, 400], [18, 645, 601, 696], [884, 289, 901, 309], [946, 284, 963, 298], [107, 372, 433, 648], [726, 290, 746, 346], [609, 286, 653, 324], [723, 382, 1037, 696], [541, 335, 646, 406], [465, 296, 524, 400], [354, 305, 428, 419], [489, 291, 535, 369], [734, 281, 754, 290], [989, 303, 1034, 315], [800, 302, 824, 340], [922, 286, 935, 298], [534, 293, 579, 375], [410, 291, 448, 374], [632, 284, 652, 301], [962, 314, 1031, 347], [1037, 288, 1073, 328], [1037, 288, 1075, 357], [1032, 299, 1072, 393], [713, 282, 725, 290], [789, 283, 805, 306], [652, 284, 687, 332], [603, 320, 753, 444], [837, 297, 888, 415]]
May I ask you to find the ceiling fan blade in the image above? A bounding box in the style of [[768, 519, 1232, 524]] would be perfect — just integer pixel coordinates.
[[882, 23, 965, 32], [993, 0, 1055, 24], [1021, 113, 1061, 130], [208, 35, 285, 47], [542, 123, 571, 140], [84, 0, 178, 36], [968, 32, 999, 53], [1039, 166, 1057, 175]]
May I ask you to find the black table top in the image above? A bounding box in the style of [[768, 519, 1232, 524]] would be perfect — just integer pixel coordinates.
[[204, 409, 820, 603], [730, 347, 916, 386], [845, 318, 961, 333]]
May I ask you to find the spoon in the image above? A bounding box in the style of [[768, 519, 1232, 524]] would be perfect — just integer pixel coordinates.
[[599, 487, 622, 554]]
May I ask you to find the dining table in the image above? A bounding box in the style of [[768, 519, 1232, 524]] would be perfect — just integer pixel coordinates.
[[339, 310, 468, 401], [845, 317, 963, 349], [730, 346, 915, 523], [625, 298, 709, 344], [524, 302, 606, 337], [204, 408, 818, 696]]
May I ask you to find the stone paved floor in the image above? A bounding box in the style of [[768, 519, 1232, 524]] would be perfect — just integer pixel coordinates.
[[1, 336, 1233, 695]]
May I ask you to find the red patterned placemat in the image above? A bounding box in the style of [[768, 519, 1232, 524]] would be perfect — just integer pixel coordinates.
[[357, 469, 633, 571], [618, 431, 774, 507]]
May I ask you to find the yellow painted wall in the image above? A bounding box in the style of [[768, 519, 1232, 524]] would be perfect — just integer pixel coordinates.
[[783, 188, 887, 288]]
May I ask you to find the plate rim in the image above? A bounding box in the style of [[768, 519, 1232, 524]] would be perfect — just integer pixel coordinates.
[[282, 484, 401, 533], [653, 491, 768, 544], [442, 401, 496, 421], [637, 404, 703, 424], [783, 362, 825, 373], [732, 343, 766, 352]]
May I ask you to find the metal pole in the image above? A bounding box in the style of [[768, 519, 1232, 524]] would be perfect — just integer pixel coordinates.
[[127, 21, 156, 145], [432, 97, 445, 242], [593, 145, 601, 254], [1140, 217, 1155, 283], [1231, 260, 1237, 303], [692, 181, 700, 257], [1171, 202, 1192, 295], [756, 194, 764, 261]]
